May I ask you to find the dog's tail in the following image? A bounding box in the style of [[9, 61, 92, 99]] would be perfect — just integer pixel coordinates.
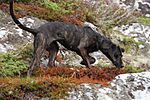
[[9, 0, 38, 36]]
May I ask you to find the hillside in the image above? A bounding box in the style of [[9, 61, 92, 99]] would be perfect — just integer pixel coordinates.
[[0, 0, 150, 99]]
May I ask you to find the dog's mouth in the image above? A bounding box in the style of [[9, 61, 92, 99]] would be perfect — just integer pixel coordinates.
[[113, 62, 124, 68]]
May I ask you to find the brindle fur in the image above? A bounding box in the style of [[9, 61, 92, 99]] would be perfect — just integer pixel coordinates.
[[9, 0, 124, 76]]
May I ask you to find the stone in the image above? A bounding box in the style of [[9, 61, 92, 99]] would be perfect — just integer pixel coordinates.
[[67, 72, 150, 100]]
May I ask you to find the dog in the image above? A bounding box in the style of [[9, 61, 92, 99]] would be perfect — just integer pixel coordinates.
[[9, 0, 124, 76]]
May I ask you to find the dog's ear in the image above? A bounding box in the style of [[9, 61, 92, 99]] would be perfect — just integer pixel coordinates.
[[121, 48, 125, 52], [102, 40, 111, 49]]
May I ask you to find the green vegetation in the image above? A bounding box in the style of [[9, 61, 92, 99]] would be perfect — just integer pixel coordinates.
[[124, 65, 144, 73], [42, 0, 75, 15], [0, 44, 33, 77], [138, 16, 150, 26], [121, 37, 144, 53], [0, 53, 27, 77], [43, 0, 61, 11], [83, 1, 137, 35], [0, 77, 70, 99]]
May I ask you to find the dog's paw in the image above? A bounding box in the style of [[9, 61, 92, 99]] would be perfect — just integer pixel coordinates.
[[80, 57, 96, 65], [48, 61, 56, 67]]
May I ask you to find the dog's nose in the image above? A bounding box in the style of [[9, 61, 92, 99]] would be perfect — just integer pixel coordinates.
[[120, 65, 124, 68]]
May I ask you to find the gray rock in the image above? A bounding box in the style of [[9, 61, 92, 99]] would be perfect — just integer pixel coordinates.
[[114, 23, 150, 68], [112, 0, 150, 17], [67, 72, 150, 100], [0, 14, 47, 53]]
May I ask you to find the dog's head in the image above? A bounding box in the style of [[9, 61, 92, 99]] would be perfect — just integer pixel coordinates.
[[100, 40, 124, 68]]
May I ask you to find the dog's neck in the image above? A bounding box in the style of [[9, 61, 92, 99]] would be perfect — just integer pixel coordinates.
[[97, 35, 111, 49], [97, 35, 114, 57]]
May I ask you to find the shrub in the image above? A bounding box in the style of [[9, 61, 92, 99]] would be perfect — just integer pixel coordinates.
[[0, 53, 27, 77], [0, 44, 33, 77]]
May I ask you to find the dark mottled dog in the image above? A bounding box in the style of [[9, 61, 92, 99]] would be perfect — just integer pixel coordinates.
[[9, 0, 124, 76]]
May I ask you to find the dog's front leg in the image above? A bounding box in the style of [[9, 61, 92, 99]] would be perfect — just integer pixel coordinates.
[[79, 48, 91, 68], [80, 55, 96, 65]]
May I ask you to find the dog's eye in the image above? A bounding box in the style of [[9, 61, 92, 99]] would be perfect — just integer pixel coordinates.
[[57, 32, 62, 37]]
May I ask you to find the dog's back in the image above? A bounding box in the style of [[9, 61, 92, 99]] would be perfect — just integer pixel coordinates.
[[37, 22, 85, 50]]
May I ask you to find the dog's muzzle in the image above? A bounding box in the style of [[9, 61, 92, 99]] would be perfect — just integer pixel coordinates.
[[113, 61, 124, 68]]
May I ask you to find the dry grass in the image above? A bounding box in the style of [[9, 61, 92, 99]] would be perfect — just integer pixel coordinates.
[[33, 66, 126, 86]]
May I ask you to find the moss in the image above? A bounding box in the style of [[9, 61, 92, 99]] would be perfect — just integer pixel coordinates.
[[124, 65, 144, 73], [138, 16, 150, 26]]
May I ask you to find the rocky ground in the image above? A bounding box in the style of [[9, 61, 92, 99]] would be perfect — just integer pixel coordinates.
[[67, 72, 150, 100]]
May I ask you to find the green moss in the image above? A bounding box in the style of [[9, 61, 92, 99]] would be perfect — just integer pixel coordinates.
[[124, 65, 144, 73], [138, 16, 150, 26]]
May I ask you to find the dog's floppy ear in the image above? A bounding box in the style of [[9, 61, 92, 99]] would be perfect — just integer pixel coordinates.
[[102, 40, 111, 50]]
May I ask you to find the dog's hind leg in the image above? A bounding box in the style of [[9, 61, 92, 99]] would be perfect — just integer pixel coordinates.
[[28, 33, 46, 76], [47, 42, 59, 67]]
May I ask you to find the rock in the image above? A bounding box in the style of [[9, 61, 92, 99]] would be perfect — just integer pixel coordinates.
[[112, 0, 150, 17], [67, 72, 150, 100], [114, 23, 150, 45], [0, 14, 46, 53], [110, 72, 150, 100], [114, 22, 150, 68]]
